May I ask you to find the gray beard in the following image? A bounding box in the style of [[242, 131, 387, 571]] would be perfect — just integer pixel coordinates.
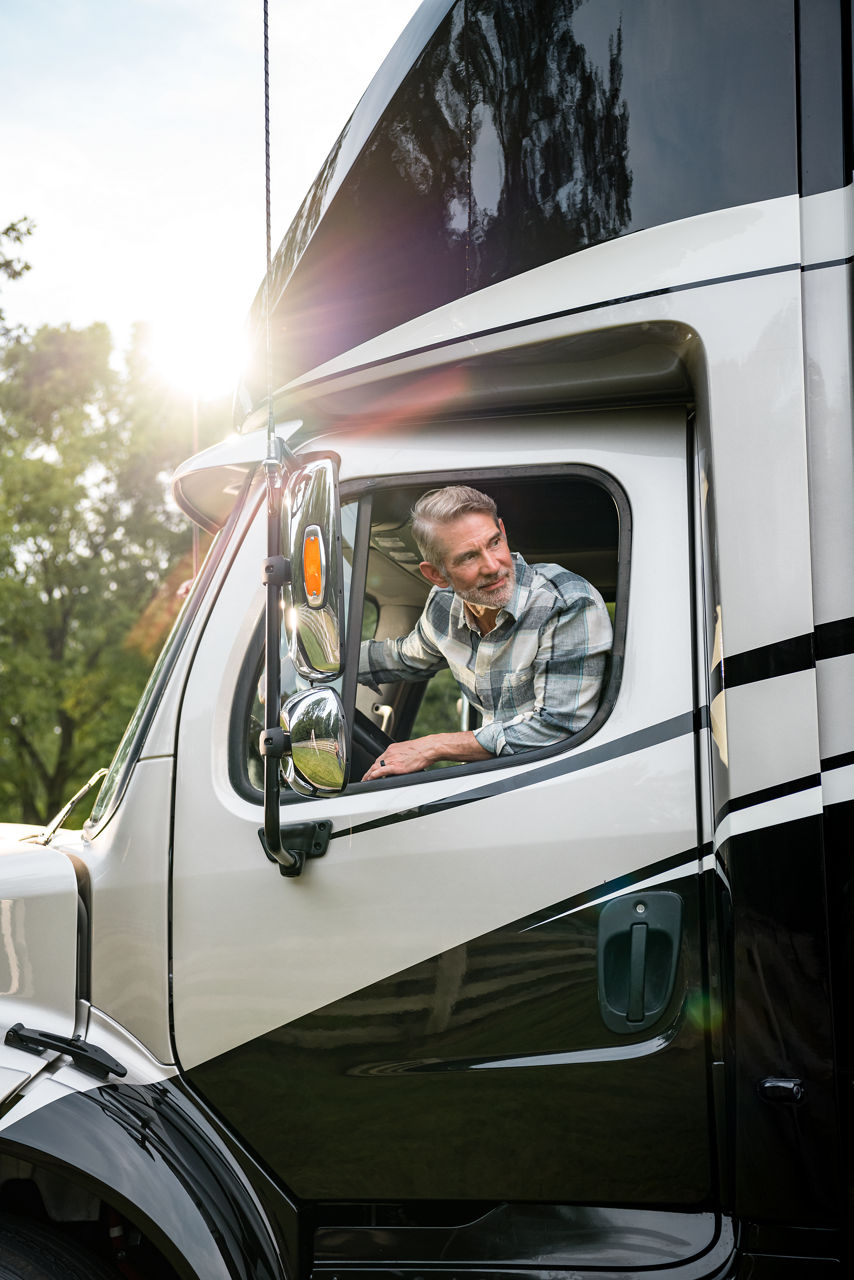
[[457, 577, 514, 609]]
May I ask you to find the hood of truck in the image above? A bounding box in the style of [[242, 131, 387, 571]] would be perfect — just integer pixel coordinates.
[[0, 826, 82, 1099]]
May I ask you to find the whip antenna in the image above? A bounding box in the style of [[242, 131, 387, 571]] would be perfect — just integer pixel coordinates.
[[262, 0, 296, 467], [258, 0, 299, 874], [264, 0, 275, 453]]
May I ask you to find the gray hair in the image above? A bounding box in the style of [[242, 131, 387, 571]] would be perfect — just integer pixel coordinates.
[[411, 485, 499, 568]]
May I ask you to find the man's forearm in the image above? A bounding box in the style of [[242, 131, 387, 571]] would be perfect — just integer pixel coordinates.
[[362, 731, 491, 780], [427, 731, 493, 763]]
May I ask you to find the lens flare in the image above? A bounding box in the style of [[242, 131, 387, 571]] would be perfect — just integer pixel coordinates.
[[141, 316, 250, 402], [685, 990, 724, 1032]]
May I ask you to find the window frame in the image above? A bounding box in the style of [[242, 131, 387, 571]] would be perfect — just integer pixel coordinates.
[[228, 461, 631, 805]]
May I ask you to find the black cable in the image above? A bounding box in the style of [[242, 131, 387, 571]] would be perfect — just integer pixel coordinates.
[[264, 0, 274, 449]]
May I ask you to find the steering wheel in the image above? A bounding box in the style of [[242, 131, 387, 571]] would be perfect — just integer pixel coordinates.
[[352, 708, 394, 759]]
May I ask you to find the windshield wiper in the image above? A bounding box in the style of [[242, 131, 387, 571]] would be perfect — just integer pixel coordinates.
[[32, 768, 108, 846]]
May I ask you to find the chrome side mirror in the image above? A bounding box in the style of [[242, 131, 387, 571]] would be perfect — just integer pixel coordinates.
[[285, 458, 344, 680], [279, 686, 349, 797]]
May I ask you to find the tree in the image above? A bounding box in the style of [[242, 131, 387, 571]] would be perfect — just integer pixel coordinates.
[[0, 217, 34, 337], [0, 320, 227, 825], [0, 217, 33, 286]]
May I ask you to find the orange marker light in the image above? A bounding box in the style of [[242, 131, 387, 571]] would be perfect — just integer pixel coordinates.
[[303, 530, 325, 606]]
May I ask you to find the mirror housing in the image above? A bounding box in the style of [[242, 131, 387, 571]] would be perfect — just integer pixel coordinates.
[[285, 458, 345, 680], [281, 686, 349, 797]]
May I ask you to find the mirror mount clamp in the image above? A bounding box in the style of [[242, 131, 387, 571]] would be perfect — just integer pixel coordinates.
[[261, 555, 291, 587], [263, 431, 298, 477], [257, 820, 332, 878], [259, 727, 291, 759]]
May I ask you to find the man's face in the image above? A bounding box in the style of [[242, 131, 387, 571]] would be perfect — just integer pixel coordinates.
[[422, 512, 515, 608]]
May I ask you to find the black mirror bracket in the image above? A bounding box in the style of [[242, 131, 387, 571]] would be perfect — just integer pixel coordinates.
[[262, 433, 291, 475], [257, 820, 332, 878], [259, 726, 291, 758], [261, 555, 291, 588], [260, 438, 293, 871]]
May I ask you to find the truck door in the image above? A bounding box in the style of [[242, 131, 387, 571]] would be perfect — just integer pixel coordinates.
[[170, 408, 719, 1257]]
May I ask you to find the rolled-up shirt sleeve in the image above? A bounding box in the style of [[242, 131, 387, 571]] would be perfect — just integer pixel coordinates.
[[473, 595, 612, 756]]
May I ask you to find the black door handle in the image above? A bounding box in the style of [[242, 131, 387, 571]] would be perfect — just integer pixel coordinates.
[[597, 892, 682, 1033]]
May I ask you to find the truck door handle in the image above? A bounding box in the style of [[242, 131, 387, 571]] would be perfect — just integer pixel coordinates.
[[597, 892, 682, 1033]]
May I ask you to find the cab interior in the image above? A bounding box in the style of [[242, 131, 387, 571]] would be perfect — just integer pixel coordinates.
[[350, 474, 621, 777], [242, 471, 623, 793]]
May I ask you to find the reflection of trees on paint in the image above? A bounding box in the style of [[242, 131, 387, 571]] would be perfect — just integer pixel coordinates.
[[253, 0, 632, 392], [375, 0, 632, 289], [266, 125, 350, 311], [465, 0, 632, 285]]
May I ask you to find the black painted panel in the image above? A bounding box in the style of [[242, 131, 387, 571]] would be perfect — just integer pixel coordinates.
[[314, 1202, 729, 1269], [246, 0, 797, 399], [798, 0, 850, 196], [715, 633, 815, 693], [815, 615, 854, 660], [705, 616, 854, 702], [189, 876, 711, 1207], [723, 814, 842, 1226], [821, 797, 854, 1230]]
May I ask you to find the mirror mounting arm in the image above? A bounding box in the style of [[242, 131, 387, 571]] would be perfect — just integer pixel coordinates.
[[261, 556, 290, 587], [263, 432, 298, 477], [258, 820, 332, 879], [260, 441, 300, 873]]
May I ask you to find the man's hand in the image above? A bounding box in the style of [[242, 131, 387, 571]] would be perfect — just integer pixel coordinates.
[[362, 731, 491, 780]]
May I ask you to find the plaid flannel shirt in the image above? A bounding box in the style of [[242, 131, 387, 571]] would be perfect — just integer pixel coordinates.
[[359, 553, 613, 756]]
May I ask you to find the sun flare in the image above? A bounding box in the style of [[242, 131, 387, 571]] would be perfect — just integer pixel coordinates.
[[142, 315, 251, 403]]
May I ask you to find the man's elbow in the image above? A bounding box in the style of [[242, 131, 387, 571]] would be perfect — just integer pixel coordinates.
[[500, 704, 598, 755]]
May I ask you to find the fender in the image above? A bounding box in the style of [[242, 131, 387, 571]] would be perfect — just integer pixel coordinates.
[[0, 1069, 296, 1280], [0, 830, 80, 1061]]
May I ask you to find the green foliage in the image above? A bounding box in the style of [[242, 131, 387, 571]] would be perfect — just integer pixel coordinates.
[[0, 320, 228, 825], [0, 217, 34, 338], [410, 667, 462, 738], [0, 218, 33, 285]]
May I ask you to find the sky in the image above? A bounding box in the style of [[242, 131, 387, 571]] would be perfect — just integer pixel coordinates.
[[3, 0, 423, 396]]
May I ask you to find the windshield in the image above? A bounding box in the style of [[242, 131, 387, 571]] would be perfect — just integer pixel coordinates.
[[86, 528, 222, 830]]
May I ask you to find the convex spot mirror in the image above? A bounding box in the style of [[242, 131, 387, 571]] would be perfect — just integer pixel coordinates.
[[285, 457, 345, 680], [281, 687, 349, 796]]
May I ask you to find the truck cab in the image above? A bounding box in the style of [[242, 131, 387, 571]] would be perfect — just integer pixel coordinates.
[[0, 0, 850, 1276]]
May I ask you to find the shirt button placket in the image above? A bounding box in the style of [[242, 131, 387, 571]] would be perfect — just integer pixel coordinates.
[[475, 633, 493, 708]]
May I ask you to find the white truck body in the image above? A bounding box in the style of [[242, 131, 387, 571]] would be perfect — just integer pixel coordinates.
[[0, 1, 850, 1276]]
